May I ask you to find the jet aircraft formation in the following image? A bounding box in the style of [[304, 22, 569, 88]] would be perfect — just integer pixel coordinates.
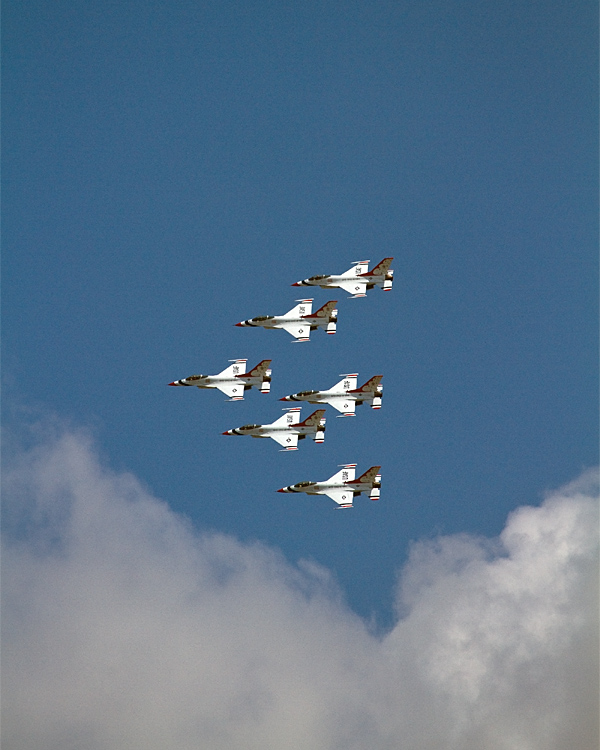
[[170, 258, 394, 508]]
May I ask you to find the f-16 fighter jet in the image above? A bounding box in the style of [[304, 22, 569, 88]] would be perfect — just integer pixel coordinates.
[[222, 407, 326, 451], [168, 359, 272, 401], [235, 299, 337, 342], [292, 258, 394, 298], [280, 373, 383, 416], [277, 464, 381, 508]]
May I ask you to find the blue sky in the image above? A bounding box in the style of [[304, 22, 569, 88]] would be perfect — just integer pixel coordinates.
[[4, 0, 597, 630], [3, 3, 599, 747]]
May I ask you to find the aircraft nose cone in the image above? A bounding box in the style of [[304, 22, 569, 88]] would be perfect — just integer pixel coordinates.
[[168, 381, 178, 386], [222, 431, 231, 435], [291, 282, 301, 286], [277, 488, 286, 493], [234, 322, 243, 327], [279, 397, 289, 401]]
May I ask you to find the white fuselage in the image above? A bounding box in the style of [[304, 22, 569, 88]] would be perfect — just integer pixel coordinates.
[[282, 382, 382, 415], [308, 480, 349, 495], [316, 272, 389, 291], [243, 314, 315, 331], [237, 424, 309, 438], [265, 315, 305, 329], [278, 464, 380, 506], [224, 409, 326, 449], [194, 375, 239, 388], [294, 267, 392, 297], [322, 273, 358, 287], [291, 386, 355, 403]]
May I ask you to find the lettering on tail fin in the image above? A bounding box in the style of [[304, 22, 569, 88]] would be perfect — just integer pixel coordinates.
[[354, 466, 381, 485]]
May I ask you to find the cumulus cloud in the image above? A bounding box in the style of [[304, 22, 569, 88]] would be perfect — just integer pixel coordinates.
[[2, 427, 598, 750]]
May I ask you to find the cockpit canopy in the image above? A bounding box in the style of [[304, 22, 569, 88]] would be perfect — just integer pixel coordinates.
[[185, 374, 206, 381], [297, 390, 318, 397], [251, 315, 274, 322], [294, 481, 316, 488], [239, 424, 261, 430], [308, 274, 328, 281]]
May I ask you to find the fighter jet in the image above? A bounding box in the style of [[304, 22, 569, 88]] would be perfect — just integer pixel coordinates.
[[222, 407, 326, 451], [277, 464, 382, 508], [292, 258, 394, 298], [235, 299, 337, 342], [168, 359, 272, 401], [280, 373, 383, 416]]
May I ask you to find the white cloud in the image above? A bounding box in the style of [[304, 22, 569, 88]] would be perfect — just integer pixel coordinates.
[[2, 428, 598, 750]]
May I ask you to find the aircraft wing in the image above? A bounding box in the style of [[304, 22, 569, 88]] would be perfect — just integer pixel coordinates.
[[214, 382, 245, 400], [268, 432, 299, 451], [323, 489, 354, 507], [279, 323, 311, 341], [336, 279, 367, 296], [325, 397, 356, 415]]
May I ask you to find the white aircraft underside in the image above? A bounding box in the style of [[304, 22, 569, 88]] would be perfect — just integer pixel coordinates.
[[281, 374, 383, 416], [169, 359, 272, 400], [278, 464, 382, 507], [235, 299, 338, 341], [292, 258, 394, 298], [223, 407, 326, 451]]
